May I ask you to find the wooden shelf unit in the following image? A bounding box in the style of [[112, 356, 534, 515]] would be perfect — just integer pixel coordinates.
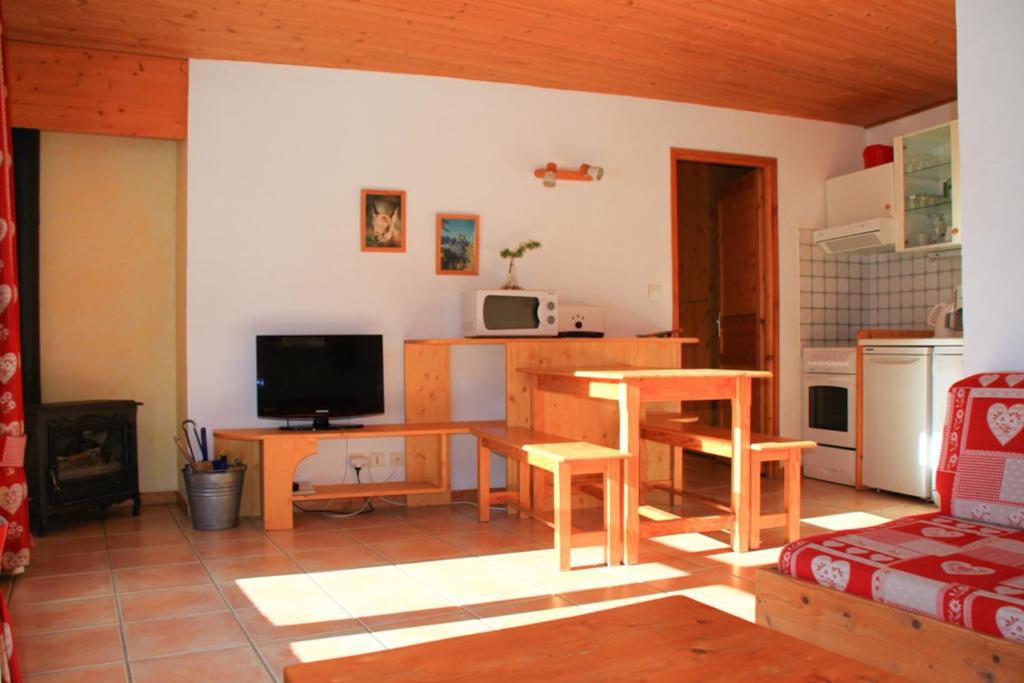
[[292, 480, 443, 502]]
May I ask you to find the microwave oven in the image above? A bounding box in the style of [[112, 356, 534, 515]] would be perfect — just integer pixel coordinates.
[[462, 289, 558, 337]]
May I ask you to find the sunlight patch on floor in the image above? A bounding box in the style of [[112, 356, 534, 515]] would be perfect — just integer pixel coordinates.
[[802, 511, 892, 531], [644, 532, 731, 554], [674, 583, 756, 622], [287, 632, 383, 663]]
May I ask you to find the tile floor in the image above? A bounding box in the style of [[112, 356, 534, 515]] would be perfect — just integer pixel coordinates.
[[6, 455, 935, 682]]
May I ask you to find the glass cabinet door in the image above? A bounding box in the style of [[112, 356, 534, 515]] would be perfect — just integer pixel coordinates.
[[896, 121, 961, 251]]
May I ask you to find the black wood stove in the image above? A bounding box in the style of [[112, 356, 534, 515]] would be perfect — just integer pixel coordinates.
[[26, 400, 141, 536]]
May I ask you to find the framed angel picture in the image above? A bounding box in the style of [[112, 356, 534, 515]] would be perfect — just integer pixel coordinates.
[[361, 189, 406, 252], [436, 213, 479, 275]]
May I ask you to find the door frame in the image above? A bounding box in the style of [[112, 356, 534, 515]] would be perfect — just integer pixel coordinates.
[[669, 147, 779, 433]]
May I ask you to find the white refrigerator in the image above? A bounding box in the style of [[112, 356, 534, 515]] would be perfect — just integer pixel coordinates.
[[862, 345, 933, 498]]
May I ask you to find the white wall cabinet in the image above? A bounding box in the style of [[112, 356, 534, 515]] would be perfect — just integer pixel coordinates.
[[825, 162, 894, 227], [894, 120, 961, 252]]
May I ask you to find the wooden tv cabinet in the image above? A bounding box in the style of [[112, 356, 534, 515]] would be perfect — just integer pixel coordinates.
[[214, 421, 503, 530]]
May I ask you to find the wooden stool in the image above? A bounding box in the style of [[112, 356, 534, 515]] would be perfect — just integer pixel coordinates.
[[639, 418, 814, 550], [473, 425, 571, 522], [523, 441, 628, 571]]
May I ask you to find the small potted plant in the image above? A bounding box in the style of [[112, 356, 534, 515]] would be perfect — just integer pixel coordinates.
[[499, 240, 541, 289]]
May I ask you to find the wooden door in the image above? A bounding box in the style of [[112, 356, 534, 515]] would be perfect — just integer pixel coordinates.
[[717, 170, 769, 432]]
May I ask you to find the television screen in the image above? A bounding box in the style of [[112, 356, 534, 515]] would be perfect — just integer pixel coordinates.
[[256, 335, 384, 427]]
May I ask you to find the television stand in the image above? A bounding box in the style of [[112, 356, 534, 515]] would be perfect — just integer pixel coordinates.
[[279, 418, 364, 432]]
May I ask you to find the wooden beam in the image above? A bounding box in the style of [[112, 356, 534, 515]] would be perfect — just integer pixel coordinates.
[[6, 41, 187, 140]]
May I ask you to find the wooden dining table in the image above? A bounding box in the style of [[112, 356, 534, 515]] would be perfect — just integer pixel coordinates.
[[519, 366, 772, 563]]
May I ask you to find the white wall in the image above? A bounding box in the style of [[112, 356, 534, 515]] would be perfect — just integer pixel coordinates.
[[187, 60, 863, 488], [956, 1, 1024, 373]]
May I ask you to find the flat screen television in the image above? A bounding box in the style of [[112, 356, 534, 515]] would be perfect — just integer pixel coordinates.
[[256, 335, 384, 430]]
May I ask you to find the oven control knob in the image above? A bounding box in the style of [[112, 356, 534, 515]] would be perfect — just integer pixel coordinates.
[[547, 315, 556, 324], [547, 302, 555, 311]]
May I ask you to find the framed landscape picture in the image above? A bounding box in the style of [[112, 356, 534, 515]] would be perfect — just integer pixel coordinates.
[[361, 189, 406, 252], [436, 214, 479, 275]]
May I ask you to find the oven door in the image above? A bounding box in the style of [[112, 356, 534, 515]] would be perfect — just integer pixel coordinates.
[[802, 372, 856, 449]]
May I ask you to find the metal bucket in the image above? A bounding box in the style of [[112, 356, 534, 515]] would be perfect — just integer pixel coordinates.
[[183, 465, 246, 530]]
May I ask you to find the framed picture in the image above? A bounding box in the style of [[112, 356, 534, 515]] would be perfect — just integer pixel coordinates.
[[361, 189, 406, 252], [436, 213, 480, 275]]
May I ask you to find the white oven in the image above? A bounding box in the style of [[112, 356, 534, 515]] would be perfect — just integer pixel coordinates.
[[801, 347, 857, 485]]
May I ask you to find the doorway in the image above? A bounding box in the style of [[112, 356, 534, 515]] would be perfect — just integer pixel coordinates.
[[670, 149, 779, 434]]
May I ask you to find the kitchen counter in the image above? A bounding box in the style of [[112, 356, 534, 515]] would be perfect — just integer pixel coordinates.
[[857, 337, 963, 347]]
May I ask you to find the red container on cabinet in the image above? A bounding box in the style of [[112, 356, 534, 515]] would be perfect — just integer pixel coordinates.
[[863, 144, 894, 168]]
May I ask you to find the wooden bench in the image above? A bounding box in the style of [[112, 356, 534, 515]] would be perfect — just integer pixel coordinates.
[[471, 425, 627, 570], [640, 419, 814, 549]]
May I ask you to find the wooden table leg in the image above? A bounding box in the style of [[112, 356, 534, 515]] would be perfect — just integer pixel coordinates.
[[554, 463, 572, 571], [619, 383, 642, 565], [605, 459, 623, 567], [518, 457, 530, 519], [671, 445, 683, 508], [730, 377, 753, 552], [477, 441, 490, 522], [749, 452, 762, 550], [638, 439, 649, 506], [785, 448, 802, 543]]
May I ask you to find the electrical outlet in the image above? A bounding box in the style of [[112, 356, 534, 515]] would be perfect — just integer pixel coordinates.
[[369, 452, 385, 468], [349, 454, 368, 469], [389, 451, 404, 468]]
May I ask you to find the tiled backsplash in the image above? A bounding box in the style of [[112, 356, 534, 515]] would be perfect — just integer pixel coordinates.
[[799, 228, 962, 345]]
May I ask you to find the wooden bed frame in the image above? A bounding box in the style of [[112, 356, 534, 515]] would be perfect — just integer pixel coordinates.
[[755, 568, 1024, 682]]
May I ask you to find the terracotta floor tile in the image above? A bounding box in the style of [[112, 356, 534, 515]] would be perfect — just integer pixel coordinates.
[[287, 513, 341, 532], [107, 544, 198, 570], [105, 530, 187, 551], [104, 515, 180, 535], [35, 520, 106, 540], [24, 662, 128, 682], [25, 552, 110, 578], [343, 522, 428, 544], [368, 611, 488, 649], [13, 571, 113, 604], [181, 524, 264, 542], [466, 594, 574, 619], [17, 624, 123, 674], [119, 584, 228, 622], [130, 645, 272, 683], [559, 582, 662, 606], [289, 545, 387, 573], [265, 529, 359, 553], [193, 536, 284, 560], [32, 536, 107, 558], [405, 513, 485, 535], [235, 604, 363, 643], [257, 632, 384, 681], [365, 537, 467, 564], [326, 510, 409, 531], [203, 554, 302, 583], [10, 596, 118, 636], [439, 529, 539, 555], [124, 611, 247, 660], [114, 563, 209, 594]]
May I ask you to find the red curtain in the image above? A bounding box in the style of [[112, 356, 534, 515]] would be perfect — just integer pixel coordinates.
[[0, 1, 31, 578], [0, 2, 28, 679]]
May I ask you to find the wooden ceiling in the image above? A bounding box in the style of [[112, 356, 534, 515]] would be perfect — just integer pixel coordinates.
[[3, 0, 956, 127]]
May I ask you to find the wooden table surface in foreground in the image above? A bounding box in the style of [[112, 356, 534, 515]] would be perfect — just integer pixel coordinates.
[[283, 596, 902, 682], [520, 366, 772, 560]]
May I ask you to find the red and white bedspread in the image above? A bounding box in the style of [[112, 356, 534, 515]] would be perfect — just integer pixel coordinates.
[[779, 512, 1024, 644]]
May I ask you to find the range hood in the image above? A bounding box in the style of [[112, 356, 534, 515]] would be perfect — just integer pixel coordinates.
[[813, 218, 896, 255]]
